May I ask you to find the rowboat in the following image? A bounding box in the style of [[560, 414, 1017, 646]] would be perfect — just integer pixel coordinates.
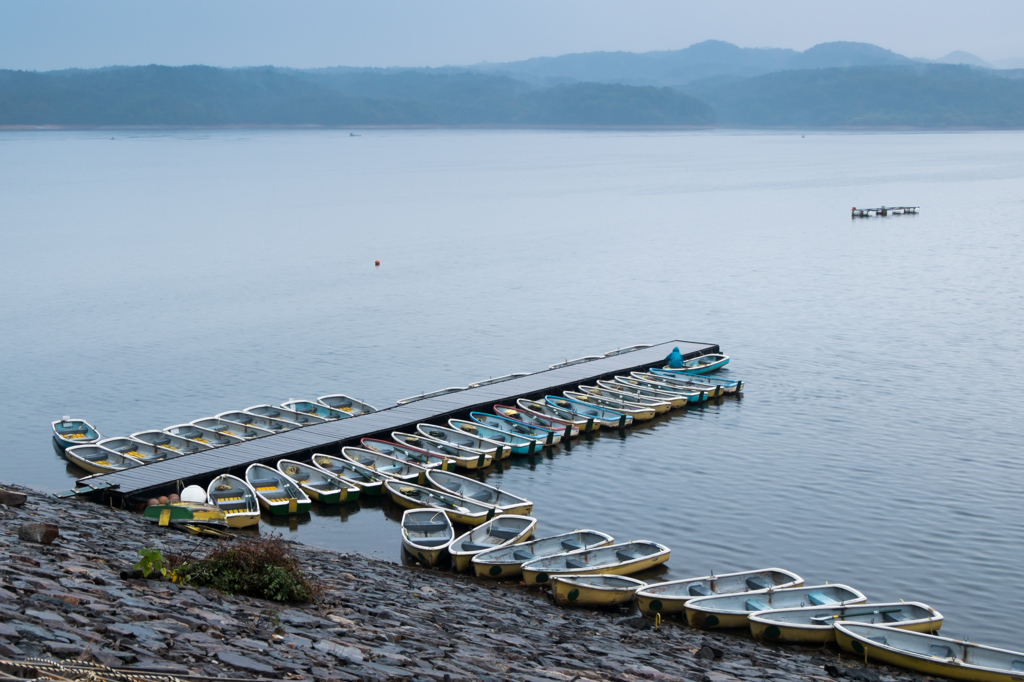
[[596, 380, 690, 409], [65, 444, 142, 474], [750, 601, 942, 644], [165, 423, 244, 448], [426, 469, 533, 515], [341, 446, 428, 484], [660, 353, 730, 374], [316, 394, 377, 416], [397, 388, 466, 405], [52, 417, 101, 449], [391, 431, 490, 470], [416, 423, 508, 460], [468, 411, 560, 447], [623, 372, 714, 400], [565, 390, 657, 420], [834, 622, 1024, 682], [647, 369, 740, 395], [604, 344, 652, 356], [216, 410, 298, 433], [468, 373, 530, 388], [552, 575, 647, 606], [97, 437, 174, 464], [516, 399, 596, 433], [206, 474, 261, 528], [521, 540, 670, 586], [401, 509, 454, 568], [361, 437, 454, 470], [281, 399, 351, 421], [311, 453, 385, 496], [384, 480, 502, 526], [449, 515, 537, 572], [277, 459, 360, 504], [495, 404, 579, 439], [685, 584, 867, 629], [635, 568, 804, 615], [192, 417, 273, 440], [449, 419, 539, 456], [244, 404, 324, 426], [245, 463, 311, 515], [472, 530, 615, 579], [544, 396, 633, 429], [577, 384, 672, 414], [143, 501, 227, 527], [549, 356, 602, 369], [131, 430, 211, 456]]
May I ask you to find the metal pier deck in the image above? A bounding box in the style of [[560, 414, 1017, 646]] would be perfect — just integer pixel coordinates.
[[76, 340, 718, 503]]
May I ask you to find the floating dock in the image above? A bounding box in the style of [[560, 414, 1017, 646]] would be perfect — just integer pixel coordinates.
[[74, 340, 719, 504], [852, 206, 919, 218]]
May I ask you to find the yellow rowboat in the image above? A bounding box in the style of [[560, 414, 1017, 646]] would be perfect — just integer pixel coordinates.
[[191, 416, 273, 440], [636, 568, 804, 616], [834, 622, 1024, 682], [416, 423, 508, 461], [277, 459, 360, 504], [521, 540, 670, 587], [563, 391, 656, 421], [165, 423, 245, 448], [401, 509, 454, 568], [618, 374, 713, 401], [553, 575, 647, 606], [391, 431, 489, 470], [341, 446, 429, 485], [596, 380, 690, 409], [750, 602, 942, 644], [245, 463, 311, 516], [577, 385, 673, 414], [686, 584, 866, 630], [472, 530, 615, 579], [316, 393, 377, 416], [206, 474, 261, 528], [426, 469, 533, 516], [362, 437, 456, 471], [97, 436, 173, 464], [516, 399, 596, 433], [384, 480, 503, 526], [311, 453, 385, 496], [65, 444, 143, 474], [494, 404, 580, 439], [243, 403, 325, 426], [143, 501, 228, 527], [449, 515, 537, 572], [130, 429, 212, 456]]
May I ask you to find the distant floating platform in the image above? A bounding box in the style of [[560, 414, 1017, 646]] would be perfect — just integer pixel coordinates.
[[852, 206, 919, 218]]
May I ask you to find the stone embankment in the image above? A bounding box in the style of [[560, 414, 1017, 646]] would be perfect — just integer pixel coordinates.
[[1, 484, 924, 682]]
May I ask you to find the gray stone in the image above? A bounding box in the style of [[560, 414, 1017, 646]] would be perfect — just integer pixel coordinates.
[[216, 649, 277, 674], [0, 489, 28, 506], [314, 638, 365, 663], [17, 522, 59, 544], [24, 609, 66, 626]]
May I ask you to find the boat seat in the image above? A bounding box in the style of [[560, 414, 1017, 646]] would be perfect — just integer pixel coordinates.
[[489, 527, 520, 540], [881, 611, 908, 623], [807, 592, 837, 606], [745, 599, 770, 611], [561, 539, 583, 551], [378, 465, 403, 474], [745, 576, 771, 591], [868, 635, 888, 645], [688, 584, 713, 597], [210, 492, 240, 502], [307, 482, 334, 491], [405, 522, 448, 533], [469, 490, 492, 502], [249, 478, 279, 487], [217, 501, 250, 512], [565, 558, 588, 569], [490, 435, 508, 442], [461, 541, 492, 552], [358, 458, 375, 466], [929, 645, 953, 659], [616, 550, 640, 562], [415, 539, 450, 547], [1011, 661, 1024, 672], [456, 439, 474, 446], [445, 483, 463, 493], [512, 549, 536, 561], [289, 472, 311, 481]]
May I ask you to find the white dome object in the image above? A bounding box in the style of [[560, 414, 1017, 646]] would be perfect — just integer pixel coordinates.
[[179, 485, 207, 503]]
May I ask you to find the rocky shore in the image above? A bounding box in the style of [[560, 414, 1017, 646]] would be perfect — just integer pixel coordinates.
[[1, 483, 925, 682]]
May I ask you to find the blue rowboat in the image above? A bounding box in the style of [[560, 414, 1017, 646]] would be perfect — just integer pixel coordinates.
[[469, 411, 561, 447], [96, 437, 175, 464], [417, 423, 508, 461], [544, 395, 633, 428], [659, 353, 730, 374], [564, 390, 655, 421], [449, 419, 540, 456], [650, 368, 742, 393], [52, 417, 101, 450], [495, 404, 580, 439], [623, 373, 715, 400]]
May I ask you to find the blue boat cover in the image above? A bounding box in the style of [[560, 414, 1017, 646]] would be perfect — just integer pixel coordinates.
[[665, 347, 685, 369]]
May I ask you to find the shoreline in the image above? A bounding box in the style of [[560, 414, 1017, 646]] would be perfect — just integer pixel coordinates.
[[0, 483, 924, 682], [2, 124, 1022, 132]]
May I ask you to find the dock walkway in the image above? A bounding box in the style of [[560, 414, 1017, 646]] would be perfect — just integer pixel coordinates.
[[77, 340, 717, 503]]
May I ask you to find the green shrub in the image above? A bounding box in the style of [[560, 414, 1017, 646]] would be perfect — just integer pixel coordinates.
[[170, 536, 318, 603]]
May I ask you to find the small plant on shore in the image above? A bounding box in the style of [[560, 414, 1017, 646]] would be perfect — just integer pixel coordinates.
[[168, 536, 318, 603], [134, 548, 168, 578]]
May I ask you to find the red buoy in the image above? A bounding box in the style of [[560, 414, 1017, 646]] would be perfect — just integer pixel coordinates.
[[375, 260, 380, 266]]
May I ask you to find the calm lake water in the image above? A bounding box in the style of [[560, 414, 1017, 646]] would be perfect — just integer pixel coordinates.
[[2, 129, 1022, 648]]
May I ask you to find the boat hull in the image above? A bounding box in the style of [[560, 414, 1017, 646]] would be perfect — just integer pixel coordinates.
[[223, 511, 261, 528], [522, 550, 669, 587], [257, 497, 311, 516], [552, 577, 644, 606], [752, 616, 940, 645], [403, 540, 447, 568], [386, 484, 497, 526]]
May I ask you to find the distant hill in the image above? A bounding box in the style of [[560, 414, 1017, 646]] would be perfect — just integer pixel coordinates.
[[0, 65, 714, 126], [934, 51, 994, 68]]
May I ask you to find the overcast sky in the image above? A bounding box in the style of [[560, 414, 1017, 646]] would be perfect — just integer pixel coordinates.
[[3, 0, 1023, 71]]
